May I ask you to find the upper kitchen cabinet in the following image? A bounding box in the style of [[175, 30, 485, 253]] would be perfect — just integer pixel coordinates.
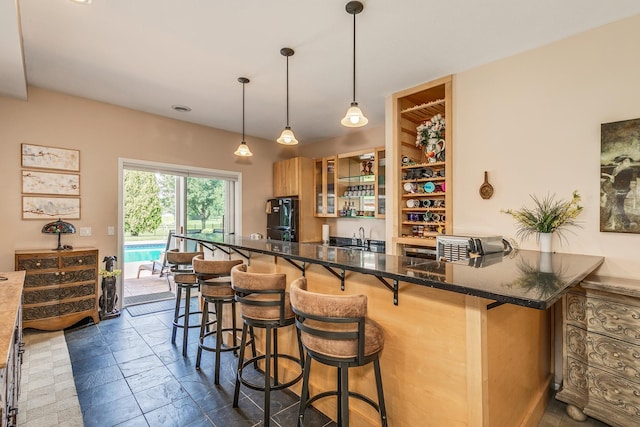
[[314, 156, 338, 217], [392, 76, 453, 252], [273, 157, 302, 197], [332, 148, 385, 219]]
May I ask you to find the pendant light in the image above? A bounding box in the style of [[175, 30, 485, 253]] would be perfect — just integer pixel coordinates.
[[234, 77, 253, 157], [277, 47, 299, 145], [341, 1, 368, 127]]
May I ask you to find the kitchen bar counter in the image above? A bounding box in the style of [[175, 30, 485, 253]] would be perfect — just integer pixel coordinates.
[[177, 233, 604, 426], [177, 233, 603, 309], [0, 271, 24, 369]]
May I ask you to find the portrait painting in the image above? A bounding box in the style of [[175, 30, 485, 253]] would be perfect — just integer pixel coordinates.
[[600, 118, 640, 233]]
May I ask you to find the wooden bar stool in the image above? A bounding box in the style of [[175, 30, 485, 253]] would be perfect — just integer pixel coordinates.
[[230, 264, 304, 427], [192, 255, 248, 384], [166, 249, 204, 357], [290, 276, 388, 427]]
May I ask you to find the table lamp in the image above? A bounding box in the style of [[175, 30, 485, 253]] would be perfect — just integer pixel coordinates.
[[41, 218, 76, 250]]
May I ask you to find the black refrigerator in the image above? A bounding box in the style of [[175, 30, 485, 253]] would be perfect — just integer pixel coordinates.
[[266, 197, 299, 242]]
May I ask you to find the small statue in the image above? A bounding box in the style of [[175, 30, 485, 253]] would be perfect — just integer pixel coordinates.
[[99, 255, 121, 319]]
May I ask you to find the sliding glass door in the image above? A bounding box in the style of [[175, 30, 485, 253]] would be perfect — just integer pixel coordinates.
[[119, 160, 240, 306]]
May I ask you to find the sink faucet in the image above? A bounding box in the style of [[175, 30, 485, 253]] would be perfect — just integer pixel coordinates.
[[358, 227, 366, 247]]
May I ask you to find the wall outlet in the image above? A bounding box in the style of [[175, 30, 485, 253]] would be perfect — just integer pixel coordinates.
[[79, 227, 92, 237], [107, 226, 115, 236]]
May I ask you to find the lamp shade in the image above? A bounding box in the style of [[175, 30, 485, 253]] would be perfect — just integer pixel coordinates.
[[276, 127, 299, 145], [341, 102, 368, 127], [42, 218, 76, 251], [234, 142, 253, 157]]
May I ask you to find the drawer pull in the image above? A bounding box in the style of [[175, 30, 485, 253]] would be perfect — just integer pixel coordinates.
[[60, 271, 66, 276], [78, 259, 83, 263], [36, 262, 41, 267], [54, 272, 60, 276]]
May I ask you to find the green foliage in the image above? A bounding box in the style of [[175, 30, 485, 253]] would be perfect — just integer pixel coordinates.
[[124, 170, 162, 236], [502, 191, 583, 242], [187, 177, 225, 230]]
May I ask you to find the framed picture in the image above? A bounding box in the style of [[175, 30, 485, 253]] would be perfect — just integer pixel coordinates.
[[21, 143, 80, 172], [600, 118, 640, 233], [22, 170, 80, 196], [22, 196, 81, 220]]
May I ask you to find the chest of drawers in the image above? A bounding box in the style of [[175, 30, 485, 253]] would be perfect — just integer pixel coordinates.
[[15, 248, 100, 330], [556, 275, 640, 427]]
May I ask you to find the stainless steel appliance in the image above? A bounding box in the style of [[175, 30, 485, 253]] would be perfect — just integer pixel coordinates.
[[266, 197, 299, 242], [435, 234, 509, 261]]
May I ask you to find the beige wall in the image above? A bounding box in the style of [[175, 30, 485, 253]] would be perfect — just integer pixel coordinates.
[[451, 14, 640, 277], [0, 87, 295, 271]]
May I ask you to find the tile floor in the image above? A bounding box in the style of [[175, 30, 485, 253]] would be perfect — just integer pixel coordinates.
[[17, 302, 611, 427]]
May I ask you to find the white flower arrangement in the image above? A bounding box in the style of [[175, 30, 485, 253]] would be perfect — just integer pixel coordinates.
[[416, 114, 446, 148]]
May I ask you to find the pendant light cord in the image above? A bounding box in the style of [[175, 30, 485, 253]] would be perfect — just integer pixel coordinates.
[[352, 11, 356, 103], [242, 81, 246, 141], [286, 55, 290, 127]]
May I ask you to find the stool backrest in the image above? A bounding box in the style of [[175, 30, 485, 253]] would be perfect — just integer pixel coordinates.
[[290, 277, 368, 364], [166, 249, 203, 270], [230, 263, 288, 323], [192, 254, 243, 279]]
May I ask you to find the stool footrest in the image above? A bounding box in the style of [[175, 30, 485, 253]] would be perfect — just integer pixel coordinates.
[[199, 327, 249, 353], [238, 354, 303, 392], [304, 390, 381, 413]]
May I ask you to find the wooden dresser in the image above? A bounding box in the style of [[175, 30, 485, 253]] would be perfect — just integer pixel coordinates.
[[0, 271, 25, 427], [556, 275, 640, 427], [15, 248, 100, 330]]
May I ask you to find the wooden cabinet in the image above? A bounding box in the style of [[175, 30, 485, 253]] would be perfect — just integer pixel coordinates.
[[315, 147, 385, 219], [1, 271, 24, 427], [314, 156, 338, 217], [556, 275, 640, 427], [273, 157, 302, 197], [391, 76, 453, 253], [15, 248, 100, 330]]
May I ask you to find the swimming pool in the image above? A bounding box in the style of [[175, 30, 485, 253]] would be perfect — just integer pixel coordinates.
[[124, 243, 165, 263]]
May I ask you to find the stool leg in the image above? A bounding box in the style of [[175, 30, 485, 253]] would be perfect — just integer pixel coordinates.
[[273, 328, 279, 386], [264, 326, 272, 427], [374, 358, 388, 427], [233, 323, 249, 408], [297, 353, 312, 427], [214, 300, 223, 385], [183, 286, 191, 357], [339, 366, 349, 426], [171, 286, 182, 344], [196, 300, 208, 369], [231, 301, 238, 356], [249, 326, 258, 369]]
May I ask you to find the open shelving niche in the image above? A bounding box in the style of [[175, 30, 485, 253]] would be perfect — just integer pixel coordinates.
[[392, 76, 453, 253]]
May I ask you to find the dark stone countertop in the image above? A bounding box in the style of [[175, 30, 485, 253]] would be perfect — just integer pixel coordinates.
[[177, 233, 604, 310]]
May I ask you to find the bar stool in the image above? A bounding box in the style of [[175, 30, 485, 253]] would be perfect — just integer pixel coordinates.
[[192, 255, 246, 384], [289, 276, 387, 427], [166, 248, 204, 357], [230, 264, 304, 427]]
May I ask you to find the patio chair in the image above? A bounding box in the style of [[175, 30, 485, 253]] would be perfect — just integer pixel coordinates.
[[136, 231, 174, 288]]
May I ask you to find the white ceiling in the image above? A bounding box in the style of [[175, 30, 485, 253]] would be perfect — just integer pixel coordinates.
[[3, 1, 640, 144]]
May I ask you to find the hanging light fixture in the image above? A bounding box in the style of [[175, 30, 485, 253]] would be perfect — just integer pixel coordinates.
[[234, 77, 253, 157], [277, 47, 299, 145], [341, 1, 368, 127]]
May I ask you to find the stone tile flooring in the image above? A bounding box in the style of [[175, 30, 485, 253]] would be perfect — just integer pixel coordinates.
[[17, 302, 611, 427]]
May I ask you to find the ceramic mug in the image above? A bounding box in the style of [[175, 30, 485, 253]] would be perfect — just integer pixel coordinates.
[[422, 199, 432, 208]]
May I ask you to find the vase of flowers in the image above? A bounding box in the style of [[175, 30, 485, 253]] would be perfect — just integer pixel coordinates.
[[502, 190, 583, 252], [416, 114, 446, 163]]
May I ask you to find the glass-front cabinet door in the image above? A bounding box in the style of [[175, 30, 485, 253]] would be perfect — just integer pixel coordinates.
[[375, 147, 386, 218], [314, 156, 338, 217]]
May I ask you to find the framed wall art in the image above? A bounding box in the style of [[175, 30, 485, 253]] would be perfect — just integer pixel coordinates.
[[22, 170, 80, 196], [21, 143, 80, 172], [600, 118, 640, 233], [22, 196, 81, 220]]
